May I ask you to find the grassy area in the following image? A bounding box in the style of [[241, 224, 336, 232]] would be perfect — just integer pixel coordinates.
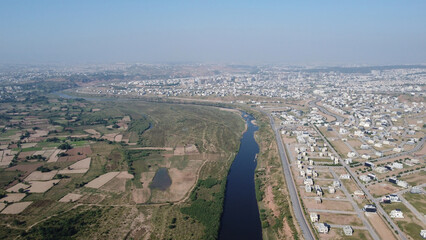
[[0, 169, 23, 188], [180, 178, 225, 240], [403, 192, 425, 215], [0, 97, 246, 239], [397, 222, 424, 240]]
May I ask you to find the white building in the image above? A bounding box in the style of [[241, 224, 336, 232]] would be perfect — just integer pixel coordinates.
[[359, 175, 371, 182], [310, 212, 319, 222], [374, 166, 388, 173], [305, 184, 312, 192], [397, 180, 409, 188], [315, 223, 329, 234], [340, 174, 351, 179], [420, 229, 426, 239], [393, 162, 403, 169], [343, 225, 353, 236], [390, 209, 404, 218]]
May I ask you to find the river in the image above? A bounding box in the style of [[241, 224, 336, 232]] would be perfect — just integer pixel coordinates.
[[54, 91, 263, 239], [218, 113, 262, 240]]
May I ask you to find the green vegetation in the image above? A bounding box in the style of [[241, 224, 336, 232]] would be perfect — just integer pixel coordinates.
[[23, 207, 103, 239], [0, 169, 23, 188], [181, 178, 225, 240], [58, 142, 73, 150], [124, 149, 161, 188], [403, 192, 426, 215]]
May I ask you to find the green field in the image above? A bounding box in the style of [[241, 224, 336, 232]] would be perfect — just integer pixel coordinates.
[[0, 97, 245, 240]]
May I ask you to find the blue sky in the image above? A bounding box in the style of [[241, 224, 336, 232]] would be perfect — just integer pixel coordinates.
[[0, 1, 425, 65]]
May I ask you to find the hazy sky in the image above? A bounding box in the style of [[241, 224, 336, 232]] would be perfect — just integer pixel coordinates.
[[1, 1, 425, 65]]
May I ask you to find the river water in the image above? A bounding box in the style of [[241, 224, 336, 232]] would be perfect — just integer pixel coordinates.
[[218, 113, 262, 240], [54, 92, 263, 239]]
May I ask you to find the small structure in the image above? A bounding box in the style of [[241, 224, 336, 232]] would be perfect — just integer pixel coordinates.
[[420, 229, 426, 239], [315, 185, 323, 196], [393, 162, 403, 169], [315, 223, 329, 234], [333, 180, 341, 188], [340, 174, 350, 179], [374, 166, 388, 173], [389, 194, 401, 202], [410, 187, 422, 194], [304, 177, 314, 185], [389, 177, 398, 184], [363, 204, 377, 212], [390, 209, 404, 218], [328, 186, 335, 194], [305, 184, 312, 193], [397, 180, 408, 188], [315, 197, 322, 203], [354, 190, 365, 198], [310, 212, 319, 223], [343, 225, 353, 236], [359, 175, 371, 183], [365, 161, 375, 168], [367, 173, 377, 180]]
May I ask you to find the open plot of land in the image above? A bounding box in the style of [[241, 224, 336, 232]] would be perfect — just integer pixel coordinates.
[[100, 177, 127, 192], [331, 139, 351, 156], [85, 172, 120, 189], [184, 144, 199, 154], [1, 201, 32, 214], [84, 129, 101, 137], [365, 212, 397, 240], [58, 157, 91, 174], [317, 212, 364, 226], [304, 199, 354, 211], [116, 171, 134, 179], [382, 201, 426, 240], [367, 182, 401, 197], [0, 193, 26, 203], [25, 170, 58, 181], [59, 193, 82, 202], [403, 192, 426, 215], [28, 180, 60, 193], [0, 203, 5, 211], [58, 146, 92, 162], [400, 171, 426, 186], [132, 172, 155, 203], [6, 183, 30, 193], [174, 146, 185, 155], [151, 164, 202, 203], [47, 149, 63, 162]]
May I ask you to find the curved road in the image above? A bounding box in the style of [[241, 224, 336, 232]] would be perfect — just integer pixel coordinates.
[[309, 98, 345, 123], [262, 110, 315, 240]]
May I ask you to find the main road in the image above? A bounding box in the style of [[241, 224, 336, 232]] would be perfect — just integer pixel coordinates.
[[262, 109, 315, 240]]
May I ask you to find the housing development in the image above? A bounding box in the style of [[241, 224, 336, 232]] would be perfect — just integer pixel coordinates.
[[0, 64, 425, 240]]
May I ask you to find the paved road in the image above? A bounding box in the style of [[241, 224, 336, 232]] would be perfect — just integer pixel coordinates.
[[308, 98, 345, 123], [397, 193, 426, 223], [329, 169, 380, 240], [373, 138, 425, 162], [376, 183, 426, 200], [313, 124, 408, 240], [263, 110, 315, 240]]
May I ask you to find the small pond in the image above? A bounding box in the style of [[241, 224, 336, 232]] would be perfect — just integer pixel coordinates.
[[150, 168, 172, 190]]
